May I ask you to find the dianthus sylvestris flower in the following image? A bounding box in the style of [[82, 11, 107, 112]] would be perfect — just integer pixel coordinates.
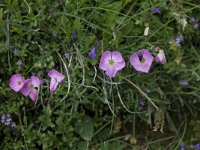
[[99, 51, 125, 78], [20, 76, 41, 102], [129, 49, 153, 73], [48, 69, 65, 92], [156, 49, 166, 64], [9, 74, 25, 92]]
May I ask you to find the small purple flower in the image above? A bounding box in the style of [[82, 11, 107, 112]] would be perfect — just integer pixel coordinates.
[[176, 35, 184, 42], [99, 51, 126, 78], [9, 74, 26, 92], [48, 69, 65, 92], [1, 114, 6, 123], [176, 43, 181, 47], [179, 80, 189, 86], [20, 76, 41, 102], [181, 144, 185, 150], [175, 35, 184, 47], [11, 122, 16, 128], [88, 47, 96, 59], [156, 49, 166, 64], [191, 144, 200, 149], [191, 17, 199, 29], [12, 48, 19, 56], [17, 59, 24, 69], [129, 49, 153, 73], [151, 7, 161, 14], [5, 117, 11, 126]]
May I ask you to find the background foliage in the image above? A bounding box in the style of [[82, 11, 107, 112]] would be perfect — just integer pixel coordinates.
[[0, 0, 200, 149]]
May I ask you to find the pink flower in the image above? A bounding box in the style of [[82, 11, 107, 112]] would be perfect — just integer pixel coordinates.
[[48, 69, 65, 92], [156, 49, 166, 64], [129, 49, 153, 73], [20, 76, 41, 102], [99, 51, 125, 78], [9, 74, 25, 92]]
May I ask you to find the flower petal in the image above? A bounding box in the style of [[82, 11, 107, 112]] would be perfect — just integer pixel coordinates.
[[111, 51, 124, 63], [50, 78, 59, 92], [99, 51, 111, 71], [48, 69, 65, 82], [31, 76, 41, 88], [20, 79, 32, 96], [9, 74, 25, 92], [105, 67, 117, 78], [29, 89, 38, 102], [156, 50, 166, 64], [115, 61, 126, 71]]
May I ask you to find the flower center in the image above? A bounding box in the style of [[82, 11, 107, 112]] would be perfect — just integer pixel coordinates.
[[28, 84, 35, 91], [17, 81, 21, 85], [108, 59, 115, 66], [138, 54, 145, 63]]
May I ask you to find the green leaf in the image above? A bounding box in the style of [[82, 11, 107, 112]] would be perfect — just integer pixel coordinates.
[[79, 116, 94, 141]]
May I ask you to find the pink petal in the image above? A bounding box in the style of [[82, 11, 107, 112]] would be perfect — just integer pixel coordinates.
[[111, 51, 124, 63], [99, 51, 111, 71], [50, 78, 59, 92], [156, 50, 166, 64], [105, 67, 117, 78], [20, 79, 32, 96], [29, 89, 38, 102], [9, 74, 25, 92], [115, 61, 126, 71], [48, 69, 65, 82], [31, 76, 41, 88]]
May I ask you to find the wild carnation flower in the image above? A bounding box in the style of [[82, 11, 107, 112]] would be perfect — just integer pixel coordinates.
[[156, 49, 166, 64], [99, 51, 125, 78], [88, 47, 96, 59], [20, 76, 41, 102], [129, 49, 153, 73], [9, 74, 25, 92], [48, 69, 65, 92]]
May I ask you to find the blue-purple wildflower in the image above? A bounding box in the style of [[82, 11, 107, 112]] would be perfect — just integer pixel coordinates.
[[181, 144, 185, 150], [175, 35, 184, 47], [151, 7, 161, 14], [11, 122, 16, 128], [179, 80, 189, 86], [88, 47, 96, 59], [1, 114, 6, 123], [176, 35, 184, 42], [138, 99, 145, 110], [191, 17, 199, 29], [191, 144, 200, 149], [1, 114, 16, 128]]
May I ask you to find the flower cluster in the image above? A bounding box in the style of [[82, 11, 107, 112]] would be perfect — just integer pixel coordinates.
[[9, 69, 65, 102], [1, 114, 16, 128], [99, 49, 166, 78]]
